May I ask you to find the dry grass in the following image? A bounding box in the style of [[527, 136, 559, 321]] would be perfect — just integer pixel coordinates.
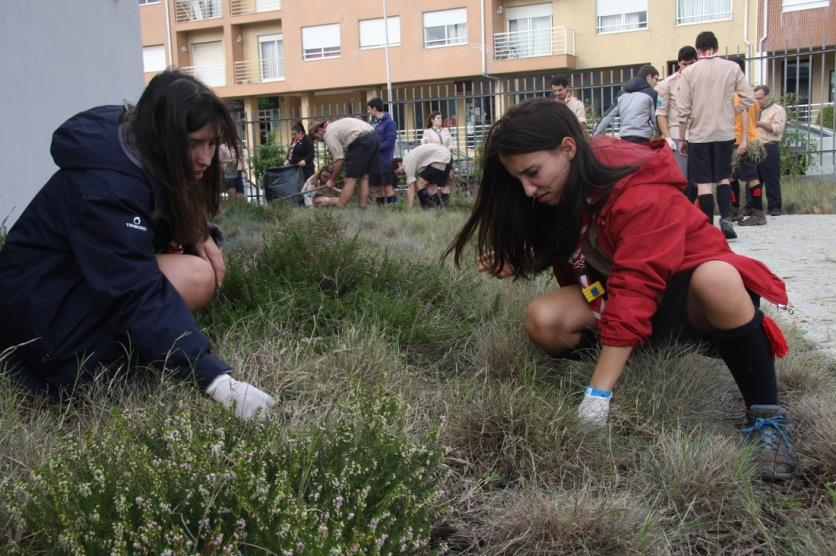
[[2, 203, 835, 554]]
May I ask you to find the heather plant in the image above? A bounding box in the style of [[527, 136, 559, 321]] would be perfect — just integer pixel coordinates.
[[5, 388, 442, 554]]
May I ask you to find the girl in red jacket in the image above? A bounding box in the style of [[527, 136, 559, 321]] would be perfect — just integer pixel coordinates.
[[446, 98, 796, 480]]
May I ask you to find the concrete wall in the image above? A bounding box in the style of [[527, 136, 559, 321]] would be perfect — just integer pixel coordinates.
[[0, 0, 144, 227]]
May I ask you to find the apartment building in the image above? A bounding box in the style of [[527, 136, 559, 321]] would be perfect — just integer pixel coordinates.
[[139, 0, 831, 148], [757, 0, 835, 112]]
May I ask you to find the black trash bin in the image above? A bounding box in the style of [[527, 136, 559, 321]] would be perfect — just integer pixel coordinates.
[[264, 166, 304, 204]]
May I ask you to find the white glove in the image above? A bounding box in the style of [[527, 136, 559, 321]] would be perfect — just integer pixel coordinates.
[[665, 137, 677, 151], [577, 389, 611, 430], [206, 374, 276, 421]]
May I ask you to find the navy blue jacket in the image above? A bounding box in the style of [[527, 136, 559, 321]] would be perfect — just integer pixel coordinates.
[[371, 112, 397, 165], [0, 106, 229, 392]]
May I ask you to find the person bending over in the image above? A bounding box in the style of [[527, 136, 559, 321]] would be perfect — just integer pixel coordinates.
[[392, 143, 453, 209], [445, 98, 797, 480], [0, 70, 275, 420], [309, 117, 379, 209]]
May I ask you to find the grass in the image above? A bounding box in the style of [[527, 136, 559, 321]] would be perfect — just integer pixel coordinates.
[[778, 176, 836, 214], [1, 197, 835, 554]]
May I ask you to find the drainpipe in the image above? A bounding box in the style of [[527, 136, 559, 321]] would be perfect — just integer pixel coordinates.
[[758, 0, 769, 84], [164, 0, 174, 67], [383, 0, 393, 103], [480, 0, 489, 77], [743, 0, 751, 53]]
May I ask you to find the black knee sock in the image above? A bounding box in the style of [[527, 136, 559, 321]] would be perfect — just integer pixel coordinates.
[[684, 182, 698, 203], [417, 188, 432, 209], [730, 180, 740, 208], [717, 183, 732, 219], [375, 197, 386, 206], [698, 193, 715, 225], [711, 310, 779, 408], [750, 183, 764, 211], [440, 193, 450, 206]]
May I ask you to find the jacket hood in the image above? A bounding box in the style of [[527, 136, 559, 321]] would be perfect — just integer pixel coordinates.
[[589, 136, 686, 214], [50, 105, 145, 180], [623, 75, 651, 93]]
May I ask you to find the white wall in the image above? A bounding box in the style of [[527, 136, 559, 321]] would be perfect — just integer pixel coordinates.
[[0, 0, 144, 227]]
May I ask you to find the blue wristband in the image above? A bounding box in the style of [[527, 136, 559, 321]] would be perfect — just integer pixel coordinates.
[[584, 386, 612, 399]]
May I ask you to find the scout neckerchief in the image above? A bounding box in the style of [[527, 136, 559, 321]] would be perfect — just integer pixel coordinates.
[[569, 202, 606, 320], [432, 127, 443, 143]]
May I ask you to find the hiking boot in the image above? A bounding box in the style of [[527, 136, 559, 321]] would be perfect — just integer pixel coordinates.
[[720, 217, 737, 240], [743, 405, 798, 480], [730, 206, 744, 222], [769, 209, 781, 216], [739, 210, 767, 226]]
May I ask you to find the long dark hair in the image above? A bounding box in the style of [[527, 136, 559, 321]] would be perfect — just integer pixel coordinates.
[[131, 69, 238, 245], [426, 111, 443, 129], [445, 97, 634, 278]]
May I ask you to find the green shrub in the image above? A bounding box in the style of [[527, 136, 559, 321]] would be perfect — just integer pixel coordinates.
[[249, 137, 287, 188], [816, 104, 834, 130], [781, 93, 815, 176], [6, 388, 443, 555], [205, 211, 479, 363]]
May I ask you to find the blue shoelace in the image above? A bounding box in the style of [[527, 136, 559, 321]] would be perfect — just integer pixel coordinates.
[[742, 415, 794, 451]]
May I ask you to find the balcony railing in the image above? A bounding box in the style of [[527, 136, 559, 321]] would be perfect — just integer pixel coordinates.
[[181, 63, 226, 87], [175, 0, 222, 23], [229, 0, 281, 17], [233, 59, 285, 85], [493, 26, 575, 60]]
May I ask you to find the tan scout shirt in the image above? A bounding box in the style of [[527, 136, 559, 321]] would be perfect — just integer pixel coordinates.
[[757, 102, 787, 143], [677, 56, 754, 143], [562, 94, 587, 125], [656, 72, 684, 137], [323, 118, 374, 160], [403, 143, 452, 186]]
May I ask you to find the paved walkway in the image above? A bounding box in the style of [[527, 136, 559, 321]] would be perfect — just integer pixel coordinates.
[[727, 214, 836, 357]]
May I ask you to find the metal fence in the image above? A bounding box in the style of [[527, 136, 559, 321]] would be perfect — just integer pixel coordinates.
[[234, 44, 835, 204]]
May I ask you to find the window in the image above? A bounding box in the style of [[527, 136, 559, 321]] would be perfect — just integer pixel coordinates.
[[597, 0, 648, 34], [259, 34, 284, 81], [505, 4, 553, 57], [142, 45, 166, 72], [782, 0, 829, 11], [676, 0, 732, 25], [423, 8, 467, 48], [302, 24, 341, 60], [785, 59, 811, 105], [191, 41, 225, 87], [139, 0, 160, 5], [360, 17, 401, 49]]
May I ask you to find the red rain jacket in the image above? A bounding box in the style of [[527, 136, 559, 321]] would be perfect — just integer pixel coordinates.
[[554, 136, 788, 347]]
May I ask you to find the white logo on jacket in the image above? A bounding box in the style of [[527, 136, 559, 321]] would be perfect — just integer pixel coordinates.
[[126, 216, 148, 232]]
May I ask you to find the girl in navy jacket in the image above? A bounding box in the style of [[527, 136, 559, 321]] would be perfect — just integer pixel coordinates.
[[0, 70, 274, 420]]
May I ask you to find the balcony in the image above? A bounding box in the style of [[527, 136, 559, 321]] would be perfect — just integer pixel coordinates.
[[233, 59, 285, 85], [229, 0, 281, 16], [175, 0, 222, 23], [181, 63, 226, 87], [493, 26, 575, 60]]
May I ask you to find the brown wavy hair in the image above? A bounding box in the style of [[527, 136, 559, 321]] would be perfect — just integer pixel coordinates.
[[131, 70, 239, 246]]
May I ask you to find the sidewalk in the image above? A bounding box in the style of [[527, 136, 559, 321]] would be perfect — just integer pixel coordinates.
[[727, 214, 836, 357]]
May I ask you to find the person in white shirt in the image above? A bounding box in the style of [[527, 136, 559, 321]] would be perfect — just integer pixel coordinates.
[[391, 143, 453, 209], [551, 75, 587, 129]]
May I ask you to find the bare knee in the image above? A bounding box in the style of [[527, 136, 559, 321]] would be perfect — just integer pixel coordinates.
[[157, 254, 215, 311], [524, 293, 587, 353], [690, 261, 746, 302], [689, 261, 755, 329]]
